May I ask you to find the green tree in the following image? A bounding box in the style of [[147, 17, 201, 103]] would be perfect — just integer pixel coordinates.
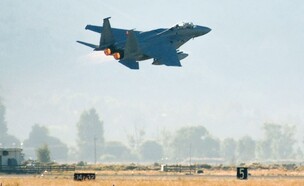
[[171, 125, 220, 160], [139, 140, 163, 162], [0, 100, 20, 147], [77, 108, 104, 161], [171, 126, 209, 159], [221, 138, 237, 164], [203, 136, 221, 157], [295, 147, 304, 160], [101, 141, 135, 162], [280, 124, 296, 158], [127, 126, 145, 153], [256, 140, 271, 160], [159, 128, 172, 161], [36, 144, 51, 163], [23, 124, 68, 161], [237, 136, 256, 162], [25, 124, 48, 145], [0, 100, 8, 136], [256, 123, 296, 160]]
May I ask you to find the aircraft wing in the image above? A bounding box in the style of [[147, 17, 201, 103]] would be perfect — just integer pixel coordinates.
[[85, 25, 140, 42], [143, 42, 181, 67]]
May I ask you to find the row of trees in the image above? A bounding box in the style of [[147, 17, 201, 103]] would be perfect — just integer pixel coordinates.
[[0, 98, 303, 164], [72, 109, 304, 164]]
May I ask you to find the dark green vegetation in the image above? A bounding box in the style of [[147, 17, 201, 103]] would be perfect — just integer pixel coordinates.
[[36, 144, 51, 163]]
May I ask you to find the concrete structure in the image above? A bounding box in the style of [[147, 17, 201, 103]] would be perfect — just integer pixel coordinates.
[[0, 148, 24, 167]]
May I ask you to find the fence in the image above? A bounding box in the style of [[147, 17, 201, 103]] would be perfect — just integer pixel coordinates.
[[0, 165, 75, 174]]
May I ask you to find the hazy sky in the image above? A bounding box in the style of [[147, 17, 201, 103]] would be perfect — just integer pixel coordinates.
[[0, 0, 303, 147]]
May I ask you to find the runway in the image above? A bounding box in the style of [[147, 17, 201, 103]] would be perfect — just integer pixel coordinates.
[[2, 173, 304, 180]]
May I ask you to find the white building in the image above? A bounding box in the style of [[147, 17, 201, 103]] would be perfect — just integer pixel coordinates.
[[0, 148, 24, 167]]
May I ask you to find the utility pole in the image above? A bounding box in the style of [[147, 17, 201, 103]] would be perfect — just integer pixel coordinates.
[[94, 136, 97, 165]]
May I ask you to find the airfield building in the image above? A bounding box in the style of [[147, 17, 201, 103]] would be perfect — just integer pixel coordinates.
[[0, 148, 24, 167]]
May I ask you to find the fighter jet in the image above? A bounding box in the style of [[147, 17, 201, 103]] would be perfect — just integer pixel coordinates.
[[77, 17, 211, 69]]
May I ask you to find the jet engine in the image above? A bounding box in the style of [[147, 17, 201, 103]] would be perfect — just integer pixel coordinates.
[[113, 51, 124, 60], [104, 48, 113, 56]]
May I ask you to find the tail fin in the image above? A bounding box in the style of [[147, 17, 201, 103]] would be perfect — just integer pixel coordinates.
[[99, 17, 115, 49], [123, 30, 140, 59]]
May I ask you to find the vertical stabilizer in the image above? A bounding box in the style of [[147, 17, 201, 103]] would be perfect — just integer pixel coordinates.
[[124, 30, 140, 59], [99, 17, 115, 48]]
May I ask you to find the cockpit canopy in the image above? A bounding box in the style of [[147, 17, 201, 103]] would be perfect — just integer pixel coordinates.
[[172, 22, 195, 30]]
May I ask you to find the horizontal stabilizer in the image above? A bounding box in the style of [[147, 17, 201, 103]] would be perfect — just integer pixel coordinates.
[[177, 51, 189, 60], [119, 59, 139, 70], [76, 41, 98, 49], [85, 25, 102, 33]]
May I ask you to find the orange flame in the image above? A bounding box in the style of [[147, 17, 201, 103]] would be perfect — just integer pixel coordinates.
[[104, 48, 112, 56], [113, 52, 121, 60]]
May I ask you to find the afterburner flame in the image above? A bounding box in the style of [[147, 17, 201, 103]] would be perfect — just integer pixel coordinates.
[[104, 48, 112, 56], [113, 52, 121, 60]]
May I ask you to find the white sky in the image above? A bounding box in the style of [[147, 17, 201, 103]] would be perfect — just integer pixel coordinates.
[[0, 0, 303, 147]]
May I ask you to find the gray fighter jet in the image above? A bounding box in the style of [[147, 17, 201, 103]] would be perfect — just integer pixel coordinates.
[[77, 17, 211, 69]]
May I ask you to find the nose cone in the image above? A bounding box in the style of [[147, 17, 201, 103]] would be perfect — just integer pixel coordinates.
[[204, 26, 212, 34], [195, 26, 211, 36]]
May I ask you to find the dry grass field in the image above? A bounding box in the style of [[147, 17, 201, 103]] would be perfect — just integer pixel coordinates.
[[1, 170, 304, 186], [1, 164, 304, 186], [1, 176, 304, 186]]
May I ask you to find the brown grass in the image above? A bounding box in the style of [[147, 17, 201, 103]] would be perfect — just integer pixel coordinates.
[[1, 178, 304, 186], [1, 166, 304, 186], [1, 174, 304, 186]]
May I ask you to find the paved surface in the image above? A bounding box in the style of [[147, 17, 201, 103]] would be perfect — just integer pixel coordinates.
[[2, 173, 304, 180]]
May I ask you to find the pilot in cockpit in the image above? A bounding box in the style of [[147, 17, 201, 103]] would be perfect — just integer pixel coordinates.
[[172, 22, 195, 30]]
